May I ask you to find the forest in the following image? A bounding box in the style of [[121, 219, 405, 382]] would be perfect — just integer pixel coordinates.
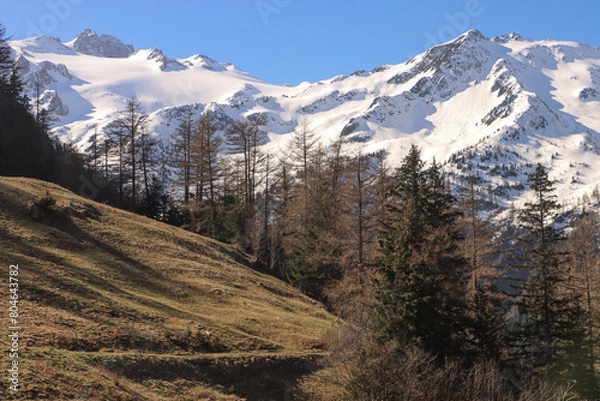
[[2, 23, 600, 400]]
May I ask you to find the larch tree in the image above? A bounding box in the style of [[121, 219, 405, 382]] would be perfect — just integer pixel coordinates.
[[172, 109, 195, 203], [269, 160, 294, 277], [344, 148, 379, 268], [112, 97, 150, 208], [284, 119, 321, 227], [565, 213, 600, 397], [138, 119, 157, 203], [460, 173, 507, 361], [226, 114, 267, 210], [193, 110, 222, 214], [105, 121, 130, 207], [187, 110, 223, 238], [276, 125, 346, 301]]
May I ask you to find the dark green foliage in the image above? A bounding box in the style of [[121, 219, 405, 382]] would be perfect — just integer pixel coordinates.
[[0, 24, 11, 81], [137, 176, 170, 220], [468, 282, 507, 362], [0, 22, 52, 179], [136, 176, 188, 226], [373, 145, 469, 360], [0, 89, 53, 179], [38, 191, 57, 207], [287, 228, 327, 299], [515, 163, 588, 390]]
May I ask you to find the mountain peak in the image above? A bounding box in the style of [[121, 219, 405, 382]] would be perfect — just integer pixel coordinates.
[[458, 29, 488, 43], [9, 35, 76, 55], [78, 28, 96, 37], [66, 29, 135, 58], [492, 32, 532, 44]]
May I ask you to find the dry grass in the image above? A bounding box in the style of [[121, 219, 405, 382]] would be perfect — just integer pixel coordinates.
[[0, 177, 336, 400]]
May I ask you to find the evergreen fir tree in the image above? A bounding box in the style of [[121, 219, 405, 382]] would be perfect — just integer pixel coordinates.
[[0, 22, 53, 180], [516, 163, 587, 390], [373, 145, 469, 360], [0, 23, 13, 85]]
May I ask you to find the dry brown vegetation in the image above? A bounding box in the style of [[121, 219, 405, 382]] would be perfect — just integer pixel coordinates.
[[299, 324, 582, 401], [0, 177, 336, 400]]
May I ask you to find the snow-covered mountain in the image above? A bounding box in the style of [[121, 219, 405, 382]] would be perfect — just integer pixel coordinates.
[[8, 29, 600, 212]]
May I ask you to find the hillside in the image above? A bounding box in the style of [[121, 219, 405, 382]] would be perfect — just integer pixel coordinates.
[[0, 177, 336, 400]]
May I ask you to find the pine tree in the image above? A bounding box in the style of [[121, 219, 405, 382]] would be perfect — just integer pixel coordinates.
[[516, 164, 585, 387], [373, 145, 469, 360]]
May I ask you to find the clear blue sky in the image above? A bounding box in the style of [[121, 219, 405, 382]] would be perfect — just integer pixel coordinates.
[[3, 0, 600, 84]]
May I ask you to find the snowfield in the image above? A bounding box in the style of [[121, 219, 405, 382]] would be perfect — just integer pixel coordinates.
[[8, 29, 600, 213]]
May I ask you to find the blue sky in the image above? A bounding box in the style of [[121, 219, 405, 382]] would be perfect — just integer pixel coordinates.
[[3, 0, 600, 84]]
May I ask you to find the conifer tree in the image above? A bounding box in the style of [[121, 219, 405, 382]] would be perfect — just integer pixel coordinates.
[[516, 163, 586, 389], [224, 114, 268, 253], [226, 114, 267, 210], [346, 149, 376, 267], [112, 97, 150, 208], [0, 22, 52, 180], [283, 120, 321, 226], [566, 213, 600, 398], [193, 110, 221, 213], [285, 148, 345, 301], [269, 160, 294, 277], [172, 109, 195, 203], [105, 121, 130, 207], [460, 174, 507, 361], [373, 145, 469, 360], [0, 23, 12, 83]]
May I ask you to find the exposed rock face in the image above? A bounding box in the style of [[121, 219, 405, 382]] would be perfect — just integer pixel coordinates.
[[39, 90, 69, 116], [70, 29, 135, 58], [143, 48, 187, 72]]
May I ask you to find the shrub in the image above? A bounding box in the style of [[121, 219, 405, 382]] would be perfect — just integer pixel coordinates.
[[299, 324, 583, 401], [38, 191, 57, 208]]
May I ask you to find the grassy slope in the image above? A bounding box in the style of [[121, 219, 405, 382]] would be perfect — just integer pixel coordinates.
[[0, 177, 336, 400]]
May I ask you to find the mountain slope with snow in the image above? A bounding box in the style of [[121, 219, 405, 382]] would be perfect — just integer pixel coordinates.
[[8, 29, 600, 211]]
